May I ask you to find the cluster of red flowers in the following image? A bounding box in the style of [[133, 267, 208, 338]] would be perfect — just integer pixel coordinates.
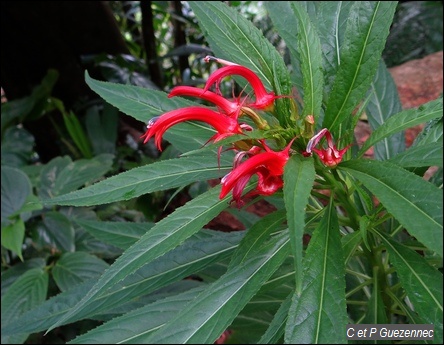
[[142, 56, 349, 207]]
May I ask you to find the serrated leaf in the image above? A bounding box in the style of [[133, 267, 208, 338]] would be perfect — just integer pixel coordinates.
[[283, 155, 316, 293], [2, 229, 245, 337], [377, 233, 443, 343], [317, 1, 353, 99], [52, 252, 110, 292], [339, 159, 443, 257], [44, 155, 231, 206], [1, 258, 46, 297], [46, 186, 233, 333], [366, 59, 404, 160], [69, 284, 207, 344], [265, 2, 303, 96], [228, 210, 287, 270], [323, 1, 397, 137], [258, 291, 293, 344], [145, 231, 290, 344], [291, 2, 323, 120], [1, 219, 25, 261], [285, 200, 347, 344], [74, 219, 153, 249], [1, 166, 32, 226], [1, 268, 48, 344], [363, 266, 388, 324], [357, 98, 443, 158], [40, 211, 75, 252], [388, 140, 443, 168], [38, 154, 113, 199], [85, 72, 214, 153], [189, 1, 292, 125]]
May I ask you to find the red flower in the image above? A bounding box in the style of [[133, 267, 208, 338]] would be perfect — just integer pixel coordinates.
[[220, 140, 294, 207], [202, 65, 278, 111], [168, 86, 243, 118], [141, 106, 244, 151], [305, 128, 350, 167]]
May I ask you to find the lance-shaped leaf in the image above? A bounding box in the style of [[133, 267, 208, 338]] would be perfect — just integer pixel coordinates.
[[339, 159, 443, 257], [357, 97, 443, 158], [189, 1, 292, 126], [2, 229, 244, 337], [85, 72, 214, 153], [366, 59, 404, 160], [322, 1, 397, 137], [291, 2, 323, 120], [45, 185, 233, 333], [74, 220, 153, 249], [377, 232, 443, 343], [69, 284, 207, 344], [362, 266, 388, 324], [283, 155, 316, 293], [258, 291, 293, 344], [44, 155, 231, 206], [317, 1, 353, 99], [388, 140, 443, 168], [285, 200, 347, 344], [145, 231, 291, 344]]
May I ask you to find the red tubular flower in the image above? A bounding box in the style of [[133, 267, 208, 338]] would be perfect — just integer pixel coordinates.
[[168, 86, 243, 118], [220, 140, 294, 207], [305, 128, 350, 167], [141, 106, 244, 151], [202, 65, 278, 111]]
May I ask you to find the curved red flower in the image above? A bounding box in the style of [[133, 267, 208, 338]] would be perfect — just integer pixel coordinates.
[[305, 128, 350, 167], [202, 65, 278, 111], [141, 106, 244, 151], [220, 140, 294, 207], [168, 86, 243, 118]]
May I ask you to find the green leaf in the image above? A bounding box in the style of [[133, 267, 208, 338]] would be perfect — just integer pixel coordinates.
[[317, 1, 353, 100], [363, 266, 388, 324], [46, 185, 233, 333], [228, 210, 287, 269], [357, 98, 443, 158], [44, 155, 232, 206], [1, 268, 48, 344], [39, 154, 114, 200], [85, 103, 118, 155], [145, 231, 290, 344], [291, 2, 323, 120], [69, 284, 207, 344], [40, 211, 75, 252], [339, 159, 443, 257], [285, 199, 347, 344], [1, 166, 32, 226], [85, 72, 213, 153], [258, 292, 293, 344], [1, 219, 25, 261], [189, 1, 292, 126], [283, 155, 316, 293], [63, 110, 93, 159], [74, 219, 153, 249], [52, 252, 110, 292], [388, 140, 443, 168], [366, 59, 404, 160], [323, 1, 397, 137], [377, 233, 443, 343], [3, 229, 244, 337], [1, 258, 46, 297], [265, 2, 303, 96], [1, 127, 35, 168]]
